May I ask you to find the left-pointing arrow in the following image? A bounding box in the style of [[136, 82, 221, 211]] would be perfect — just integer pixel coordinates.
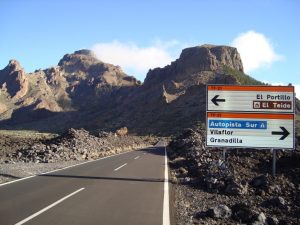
[[271, 126, 290, 140], [211, 95, 226, 106]]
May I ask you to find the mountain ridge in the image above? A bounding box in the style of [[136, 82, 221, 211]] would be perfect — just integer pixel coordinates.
[[1, 44, 289, 135]]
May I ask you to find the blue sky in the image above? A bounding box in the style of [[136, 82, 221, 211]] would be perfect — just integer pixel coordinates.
[[0, 0, 299, 93]]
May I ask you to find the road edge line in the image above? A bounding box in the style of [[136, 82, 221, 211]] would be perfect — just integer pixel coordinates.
[[163, 145, 170, 225], [14, 187, 85, 225]]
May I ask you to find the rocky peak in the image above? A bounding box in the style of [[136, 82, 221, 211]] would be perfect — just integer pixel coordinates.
[[178, 44, 243, 73], [58, 49, 100, 72], [144, 44, 244, 87], [8, 59, 23, 71], [57, 49, 140, 87], [0, 59, 24, 77], [0, 59, 28, 99], [74, 49, 94, 56]]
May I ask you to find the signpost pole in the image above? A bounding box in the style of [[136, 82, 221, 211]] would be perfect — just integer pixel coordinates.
[[223, 149, 226, 162], [272, 149, 276, 178]]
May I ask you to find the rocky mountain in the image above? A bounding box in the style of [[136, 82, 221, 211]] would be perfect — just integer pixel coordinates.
[[0, 44, 268, 135], [90, 44, 263, 135], [0, 50, 140, 126]]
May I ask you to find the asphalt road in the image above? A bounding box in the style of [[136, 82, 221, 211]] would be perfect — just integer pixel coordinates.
[[0, 145, 169, 225]]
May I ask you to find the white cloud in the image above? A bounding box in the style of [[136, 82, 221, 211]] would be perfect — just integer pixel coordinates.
[[232, 30, 283, 73], [92, 40, 179, 79]]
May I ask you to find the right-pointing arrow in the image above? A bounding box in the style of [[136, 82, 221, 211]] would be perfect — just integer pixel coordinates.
[[272, 126, 290, 140]]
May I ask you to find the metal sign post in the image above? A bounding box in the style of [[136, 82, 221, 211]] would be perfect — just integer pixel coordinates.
[[223, 149, 226, 162], [272, 149, 276, 178]]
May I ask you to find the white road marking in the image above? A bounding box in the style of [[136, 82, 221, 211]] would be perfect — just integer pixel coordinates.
[[134, 156, 140, 160], [0, 175, 36, 187], [14, 188, 85, 225], [143, 153, 146, 155], [0, 149, 136, 187], [114, 163, 127, 171], [163, 144, 170, 225]]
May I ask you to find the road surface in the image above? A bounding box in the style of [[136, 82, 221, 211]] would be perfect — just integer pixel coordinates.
[[0, 144, 169, 225]]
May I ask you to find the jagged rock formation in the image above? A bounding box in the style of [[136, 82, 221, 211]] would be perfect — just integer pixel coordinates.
[[0, 60, 28, 100], [145, 44, 243, 88], [143, 45, 245, 104], [58, 50, 140, 88], [0, 50, 140, 125], [0, 44, 262, 134]]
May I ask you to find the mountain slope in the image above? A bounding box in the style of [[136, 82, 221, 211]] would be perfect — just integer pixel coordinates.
[[0, 44, 269, 134], [88, 44, 263, 135]]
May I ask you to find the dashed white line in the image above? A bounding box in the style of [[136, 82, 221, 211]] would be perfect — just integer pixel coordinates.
[[134, 156, 140, 160], [14, 187, 85, 225], [114, 163, 127, 171]]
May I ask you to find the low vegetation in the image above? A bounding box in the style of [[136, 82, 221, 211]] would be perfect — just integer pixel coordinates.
[[222, 65, 264, 85]]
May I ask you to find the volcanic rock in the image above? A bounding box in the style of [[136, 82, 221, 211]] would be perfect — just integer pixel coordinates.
[[251, 175, 269, 189], [267, 216, 279, 225], [252, 212, 267, 225], [207, 204, 232, 219], [169, 127, 300, 224], [225, 180, 248, 195], [232, 203, 257, 223], [9, 128, 152, 163], [115, 127, 128, 136]]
